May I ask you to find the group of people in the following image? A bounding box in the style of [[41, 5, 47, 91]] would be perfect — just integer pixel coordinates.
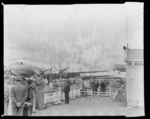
[[81, 77, 126, 102], [4, 71, 47, 116], [82, 79, 108, 95], [48, 76, 72, 104], [91, 80, 108, 93], [4, 70, 73, 116], [109, 79, 126, 101], [4, 68, 126, 116]]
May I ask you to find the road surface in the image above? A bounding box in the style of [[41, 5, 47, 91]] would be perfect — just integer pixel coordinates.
[[32, 96, 144, 116]]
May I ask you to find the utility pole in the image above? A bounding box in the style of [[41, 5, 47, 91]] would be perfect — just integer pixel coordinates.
[[59, 52, 63, 81]]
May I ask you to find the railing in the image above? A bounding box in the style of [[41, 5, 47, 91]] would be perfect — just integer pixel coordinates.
[[44, 85, 126, 105], [44, 87, 82, 105], [44, 90, 58, 104]]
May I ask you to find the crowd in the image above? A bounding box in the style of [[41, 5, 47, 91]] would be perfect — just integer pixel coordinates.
[[81, 79, 109, 95], [4, 69, 126, 116], [4, 69, 73, 116], [81, 78, 126, 101], [4, 72, 45, 116]]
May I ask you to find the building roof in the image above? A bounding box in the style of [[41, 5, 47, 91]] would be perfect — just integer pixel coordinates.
[[126, 49, 143, 61], [80, 70, 126, 78], [115, 64, 126, 72]]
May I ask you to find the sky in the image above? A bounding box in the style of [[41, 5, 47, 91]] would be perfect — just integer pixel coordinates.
[[4, 3, 143, 71]]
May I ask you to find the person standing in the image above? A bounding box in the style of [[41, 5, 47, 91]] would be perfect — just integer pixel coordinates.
[[10, 76, 28, 116], [114, 84, 124, 101], [30, 77, 37, 113], [63, 75, 71, 104], [4, 76, 9, 115], [33, 74, 39, 110], [103, 81, 106, 92], [24, 78, 36, 116], [100, 81, 103, 92], [100, 80, 106, 92], [23, 79, 31, 116], [7, 76, 16, 115], [36, 75, 46, 110], [83, 80, 87, 95], [95, 81, 99, 93], [91, 80, 95, 94]]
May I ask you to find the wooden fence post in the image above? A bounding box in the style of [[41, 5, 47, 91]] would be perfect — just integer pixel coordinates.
[[57, 87, 62, 104], [73, 87, 76, 99], [97, 88, 100, 97]]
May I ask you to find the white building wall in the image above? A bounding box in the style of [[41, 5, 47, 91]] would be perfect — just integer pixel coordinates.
[[126, 65, 132, 106], [124, 2, 144, 108], [126, 64, 144, 107]]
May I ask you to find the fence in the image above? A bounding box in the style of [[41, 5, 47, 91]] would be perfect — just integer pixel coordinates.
[[44, 85, 113, 105], [44, 86, 82, 104]]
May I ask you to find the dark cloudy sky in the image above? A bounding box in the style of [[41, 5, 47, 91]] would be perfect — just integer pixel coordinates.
[[4, 3, 143, 71]]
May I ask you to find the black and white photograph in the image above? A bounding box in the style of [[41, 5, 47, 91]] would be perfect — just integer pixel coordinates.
[[3, 2, 144, 117]]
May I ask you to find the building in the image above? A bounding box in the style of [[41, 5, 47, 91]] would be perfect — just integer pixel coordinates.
[[125, 49, 144, 107], [123, 3, 144, 108]]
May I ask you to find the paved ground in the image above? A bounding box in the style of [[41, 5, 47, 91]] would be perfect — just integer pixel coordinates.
[[32, 96, 144, 117]]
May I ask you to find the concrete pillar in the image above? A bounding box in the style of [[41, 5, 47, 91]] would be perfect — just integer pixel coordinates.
[[109, 87, 112, 98], [97, 88, 100, 97], [78, 88, 81, 97], [62, 92, 65, 100], [73, 87, 76, 99], [91, 89, 93, 96], [57, 88, 62, 104], [54, 91, 58, 104], [69, 88, 74, 99], [44, 93, 47, 104]]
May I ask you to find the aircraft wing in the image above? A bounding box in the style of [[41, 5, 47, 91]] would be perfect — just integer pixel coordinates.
[[43, 69, 110, 79]]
